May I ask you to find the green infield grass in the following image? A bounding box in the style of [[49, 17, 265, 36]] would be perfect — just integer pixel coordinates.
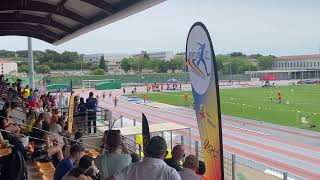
[[131, 85, 320, 131]]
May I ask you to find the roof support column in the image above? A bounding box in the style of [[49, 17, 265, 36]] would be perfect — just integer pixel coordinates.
[[28, 37, 35, 89]]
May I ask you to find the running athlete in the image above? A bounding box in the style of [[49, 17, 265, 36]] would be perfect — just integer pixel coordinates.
[[109, 91, 112, 100], [102, 92, 106, 99], [113, 97, 118, 107]]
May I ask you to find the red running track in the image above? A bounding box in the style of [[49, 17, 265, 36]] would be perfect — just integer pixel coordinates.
[[77, 89, 320, 180]]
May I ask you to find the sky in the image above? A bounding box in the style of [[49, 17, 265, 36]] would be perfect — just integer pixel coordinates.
[[0, 0, 320, 56]]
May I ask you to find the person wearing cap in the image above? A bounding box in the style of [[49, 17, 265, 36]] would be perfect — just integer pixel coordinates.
[[107, 136, 181, 180], [165, 144, 185, 171], [54, 144, 85, 180], [178, 155, 201, 180]]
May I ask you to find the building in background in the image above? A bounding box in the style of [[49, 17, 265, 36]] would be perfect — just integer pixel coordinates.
[[246, 54, 320, 80], [132, 51, 174, 61], [0, 58, 18, 74], [83, 53, 129, 74], [83, 53, 103, 64], [272, 54, 320, 70]]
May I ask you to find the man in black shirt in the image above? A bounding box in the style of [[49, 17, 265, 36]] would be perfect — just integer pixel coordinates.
[[164, 144, 185, 171]]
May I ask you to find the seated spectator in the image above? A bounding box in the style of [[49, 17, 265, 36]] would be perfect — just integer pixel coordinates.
[[70, 131, 83, 147], [178, 155, 201, 180], [95, 130, 131, 179], [130, 153, 140, 163], [51, 117, 65, 145], [51, 117, 63, 135], [54, 144, 85, 180], [107, 136, 181, 180], [44, 107, 52, 123], [197, 161, 208, 180], [50, 108, 60, 125], [0, 102, 20, 135], [165, 144, 185, 171], [31, 121, 64, 162], [62, 155, 98, 180]]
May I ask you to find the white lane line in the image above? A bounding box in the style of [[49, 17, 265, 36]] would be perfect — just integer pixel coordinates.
[[224, 124, 270, 136]]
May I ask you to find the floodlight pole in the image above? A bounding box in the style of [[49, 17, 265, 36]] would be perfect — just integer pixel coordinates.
[[81, 55, 83, 87], [28, 37, 35, 89], [229, 63, 232, 81]]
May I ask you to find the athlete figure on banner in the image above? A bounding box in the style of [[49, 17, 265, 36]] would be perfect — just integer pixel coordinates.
[[193, 43, 210, 76]]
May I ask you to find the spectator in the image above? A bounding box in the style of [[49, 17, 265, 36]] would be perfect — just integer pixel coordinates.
[[197, 161, 208, 180], [130, 153, 140, 163], [58, 92, 66, 108], [51, 117, 65, 145], [25, 109, 36, 134], [62, 155, 98, 180], [107, 136, 181, 180], [50, 108, 60, 125], [31, 121, 64, 162], [22, 85, 30, 100], [70, 131, 83, 147], [51, 117, 63, 135], [78, 97, 87, 132], [73, 96, 80, 132], [44, 107, 52, 123], [0, 101, 20, 135], [178, 155, 201, 180], [165, 144, 185, 171], [54, 144, 85, 180], [86, 92, 97, 134], [95, 130, 131, 179]]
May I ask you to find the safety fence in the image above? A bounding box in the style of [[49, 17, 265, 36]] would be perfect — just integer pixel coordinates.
[[0, 89, 307, 180], [109, 112, 306, 180]]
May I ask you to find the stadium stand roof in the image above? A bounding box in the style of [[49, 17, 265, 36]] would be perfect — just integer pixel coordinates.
[[0, 0, 165, 45], [276, 54, 320, 61]]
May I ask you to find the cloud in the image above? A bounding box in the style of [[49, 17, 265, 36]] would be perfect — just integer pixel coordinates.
[[0, 0, 319, 56]]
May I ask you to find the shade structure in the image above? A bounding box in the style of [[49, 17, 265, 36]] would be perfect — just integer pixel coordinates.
[[0, 0, 165, 45]]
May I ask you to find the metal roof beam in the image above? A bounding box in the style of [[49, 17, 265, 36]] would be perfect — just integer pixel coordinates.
[[80, 0, 116, 15], [0, 23, 61, 40], [0, 0, 90, 26], [0, 13, 73, 33], [0, 30, 55, 43]]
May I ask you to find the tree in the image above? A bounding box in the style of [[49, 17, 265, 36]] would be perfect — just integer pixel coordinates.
[[90, 64, 100, 70], [157, 61, 169, 73], [92, 68, 105, 75], [120, 58, 132, 72], [18, 63, 28, 73], [230, 52, 246, 57], [99, 55, 106, 71], [169, 55, 184, 73], [61, 51, 80, 63], [0, 50, 15, 58], [257, 55, 275, 70], [36, 65, 51, 73], [169, 59, 178, 73]]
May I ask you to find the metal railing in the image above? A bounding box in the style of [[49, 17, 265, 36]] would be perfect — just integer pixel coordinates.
[[110, 113, 306, 180], [0, 88, 307, 180]]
